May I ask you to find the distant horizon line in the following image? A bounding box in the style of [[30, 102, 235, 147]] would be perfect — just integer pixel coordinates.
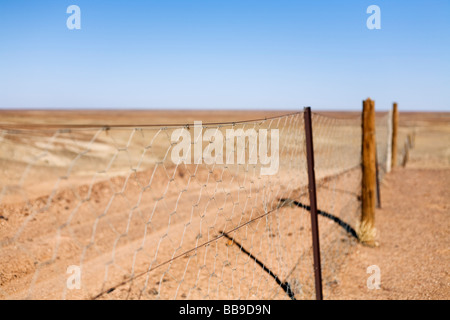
[[0, 108, 448, 113]]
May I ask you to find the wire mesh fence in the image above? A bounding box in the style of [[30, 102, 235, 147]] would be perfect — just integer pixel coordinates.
[[376, 111, 392, 181], [308, 112, 362, 297], [0, 108, 412, 300], [1, 113, 316, 300], [376, 111, 413, 178]]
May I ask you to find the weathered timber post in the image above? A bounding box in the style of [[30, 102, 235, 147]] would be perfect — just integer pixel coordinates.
[[360, 98, 377, 245]]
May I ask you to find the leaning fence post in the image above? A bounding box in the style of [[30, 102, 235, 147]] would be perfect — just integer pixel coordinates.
[[303, 107, 323, 300], [391, 102, 399, 168], [360, 98, 377, 245]]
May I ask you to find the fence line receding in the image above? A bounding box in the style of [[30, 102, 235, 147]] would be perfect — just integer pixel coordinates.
[[0, 104, 413, 300]]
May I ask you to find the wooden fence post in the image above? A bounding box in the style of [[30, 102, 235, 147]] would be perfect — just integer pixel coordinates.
[[360, 98, 377, 245], [391, 103, 399, 168]]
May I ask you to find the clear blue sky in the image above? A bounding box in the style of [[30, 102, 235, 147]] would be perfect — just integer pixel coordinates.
[[0, 0, 449, 111]]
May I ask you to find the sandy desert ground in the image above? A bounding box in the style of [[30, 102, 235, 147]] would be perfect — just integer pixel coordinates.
[[0, 110, 448, 300], [329, 113, 450, 299]]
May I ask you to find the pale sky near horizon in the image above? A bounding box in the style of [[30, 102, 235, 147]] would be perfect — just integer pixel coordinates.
[[0, 0, 449, 111]]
